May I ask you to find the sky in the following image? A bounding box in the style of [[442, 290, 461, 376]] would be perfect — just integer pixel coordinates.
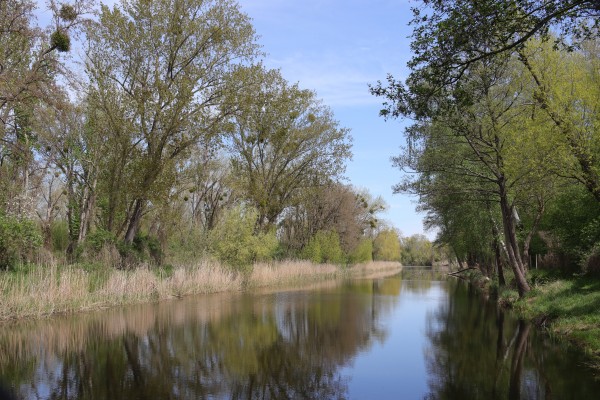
[[34, 0, 429, 238], [237, 0, 428, 238]]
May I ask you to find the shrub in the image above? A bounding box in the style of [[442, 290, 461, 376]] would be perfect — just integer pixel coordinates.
[[582, 242, 600, 277], [373, 229, 401, 261], [207, 204, 278, 271], [51, 220, 70, 252], [133, 233, 163, 265], [85, 228, 116, 252], [349, 238, 373, 264], [302, 230, 344, 264], [0, 215, 42, 270]]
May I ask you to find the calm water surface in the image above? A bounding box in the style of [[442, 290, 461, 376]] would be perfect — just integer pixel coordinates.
[[0, 269, 598, 399]]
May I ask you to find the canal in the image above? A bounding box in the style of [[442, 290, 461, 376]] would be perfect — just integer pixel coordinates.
[[0, 268, 598, 399]]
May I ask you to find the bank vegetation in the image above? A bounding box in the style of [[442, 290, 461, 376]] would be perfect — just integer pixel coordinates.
[[0, 0, 415, 315]]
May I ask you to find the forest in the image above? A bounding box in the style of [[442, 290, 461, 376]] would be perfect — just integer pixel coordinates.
[[0, 0, 434, 277]]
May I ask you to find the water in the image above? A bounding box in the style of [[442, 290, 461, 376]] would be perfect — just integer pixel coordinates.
[[0, 269, 598, 399]]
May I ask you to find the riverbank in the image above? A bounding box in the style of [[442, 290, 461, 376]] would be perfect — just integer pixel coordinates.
[[465, 269, 600, 372], [514, 271, 600, 371], [0, 260, 402, 322]]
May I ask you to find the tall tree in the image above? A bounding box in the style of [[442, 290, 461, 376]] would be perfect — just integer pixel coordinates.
[[224, 66, 352, 231], [0, 0, 89, 216], [85, 0, 260, 243]]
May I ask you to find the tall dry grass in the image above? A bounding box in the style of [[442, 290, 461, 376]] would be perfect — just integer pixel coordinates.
[[0, 259, 401, 321]]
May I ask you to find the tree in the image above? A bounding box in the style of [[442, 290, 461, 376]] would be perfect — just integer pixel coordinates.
[[207, 204, 277, 270], [371, 1, 600, 205], [224, 66, 352, 231], [373, 228, 401, 262], [371, 0, 600, 118], [278, 183, 384, 258], [0, 0, 89, 217], [85, 0, 260, 244], [389, 55, 573, 295], [400, 234, 434, 266]]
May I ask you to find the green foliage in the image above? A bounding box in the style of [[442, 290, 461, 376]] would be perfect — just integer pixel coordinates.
[[132, 233, 163, 265], [498, 288, 520, 308], [51, 220, 70, 253], [348, 238, 373, 264], [400, 234, 434, 266], [373, 229, 400, 261], [542, 184, 600, 271], [207, 205, 278, 271], [301, 230, 344, 265], [85, 229, 116, 252], [0, 215, 42, 270]]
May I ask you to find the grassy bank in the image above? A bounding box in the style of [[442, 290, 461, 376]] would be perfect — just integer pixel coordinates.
[[0, 260, 402, 321], [463, 268, 600, 371], [513, 271, 600, 370]]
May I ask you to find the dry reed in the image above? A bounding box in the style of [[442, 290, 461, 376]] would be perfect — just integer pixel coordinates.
[[0, 259, 400, 321]]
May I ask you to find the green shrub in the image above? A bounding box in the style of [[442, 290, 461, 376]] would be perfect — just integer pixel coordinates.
[[133, 233, 163, 265], [207, 204, 278, 271], [85, 228, 116, 252], [373, 229, 401, 261], [0, 215, 42, 270], [51, 220, 70, 252], [349, 238, 373, 264], [302, 230, 344, 264]]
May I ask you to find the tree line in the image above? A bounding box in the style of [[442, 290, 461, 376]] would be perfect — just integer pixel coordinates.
[[0, 0, 410, 270], [372, 0, 600, 296]]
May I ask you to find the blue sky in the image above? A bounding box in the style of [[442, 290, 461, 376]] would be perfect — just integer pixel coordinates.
[[238, 0, 427, 237], [35, 0, 428, 238]]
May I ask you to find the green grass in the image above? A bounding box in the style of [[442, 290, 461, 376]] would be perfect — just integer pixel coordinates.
[[515, 270, 600, 369]]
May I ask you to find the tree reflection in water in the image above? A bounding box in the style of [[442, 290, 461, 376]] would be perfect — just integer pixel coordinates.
[[424, 281, 600, 400], [0, 278, 401, 399]]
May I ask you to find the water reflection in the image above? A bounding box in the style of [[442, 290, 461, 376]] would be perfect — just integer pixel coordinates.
[[0, 278, 400, 399], [424, 281, 600, 399], [1, 274, 599, 399]]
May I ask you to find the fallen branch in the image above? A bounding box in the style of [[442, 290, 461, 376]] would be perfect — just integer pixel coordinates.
[[448, 267, 478, 276]]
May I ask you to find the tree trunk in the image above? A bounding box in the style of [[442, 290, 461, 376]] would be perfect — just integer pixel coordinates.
[[78, 175, 97, 244], [490, 222, 506, 286], [493, 238, 506, 287], [124, 199, 145, 244], [499, 181, 530, 297]]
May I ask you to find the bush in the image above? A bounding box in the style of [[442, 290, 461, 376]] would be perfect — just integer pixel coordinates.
[[582, 242, 600, 277], [349, 238, 373, 264], [133, 233, 163, 265], [302, 230, 344, 264], [0, 215, 42, 269], [207, 204, 278, 271], [373, 229, 401, 261], [51, 220, 70, 252], [85, 228, 116, 252]]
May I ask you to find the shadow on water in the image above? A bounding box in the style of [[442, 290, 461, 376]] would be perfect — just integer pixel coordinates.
[[0, 273, 598, 399], [423, 280, 600, 399]]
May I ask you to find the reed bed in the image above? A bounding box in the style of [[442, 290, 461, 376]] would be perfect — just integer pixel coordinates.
[[0, 259, 401, 321], [249, 260, 340, 287]]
